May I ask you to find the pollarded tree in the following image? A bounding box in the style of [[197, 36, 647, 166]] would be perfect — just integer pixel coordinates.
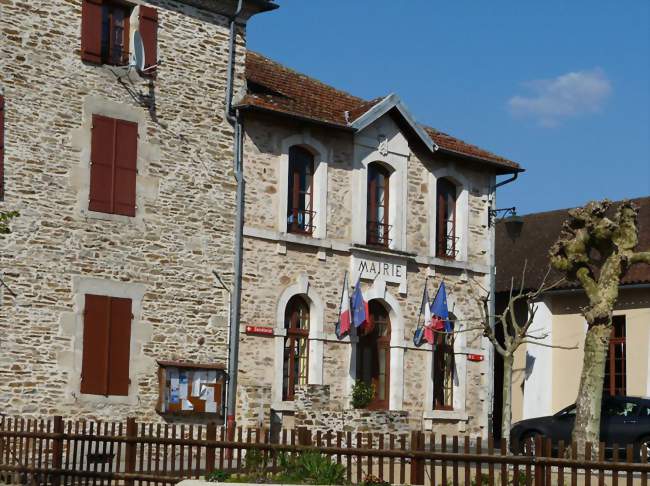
[[550, 200, 650, 454]]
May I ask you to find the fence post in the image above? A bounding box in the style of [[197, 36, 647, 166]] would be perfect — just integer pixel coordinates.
[[534, 435, 544, 486], [410, 430, 425, 485], [51, 416, 64, 486], [125, 417, 137, 486], [206, 422, 217, 472], [297, 427, 312, 447]]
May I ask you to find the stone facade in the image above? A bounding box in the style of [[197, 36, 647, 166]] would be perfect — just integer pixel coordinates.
[[0, 0, 253, 422], [236, 111, 499, 437]]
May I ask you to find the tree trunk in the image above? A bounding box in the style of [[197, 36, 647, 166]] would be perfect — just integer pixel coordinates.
[[501, 353, 514, 442], [572, 323, 611, 456]]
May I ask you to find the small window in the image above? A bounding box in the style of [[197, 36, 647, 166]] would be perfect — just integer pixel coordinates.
[[603, 315, 626, 397], [282, 295, 310, 400], [436, 178, 457, 258], [81, 1, 158, 76], [287, 146, 315, 235], [367, 163, 391, 247], [433, 332, 454, 410], [89, 114, 138, 216], [81, 294, 133, 396]]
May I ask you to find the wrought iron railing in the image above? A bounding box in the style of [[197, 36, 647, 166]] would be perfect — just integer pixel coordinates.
[[366, 220, 392, 247], [287, 208, 316, 235], [436, 231, 460, 259]]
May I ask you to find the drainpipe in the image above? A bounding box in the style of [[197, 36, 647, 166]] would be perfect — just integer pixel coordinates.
[[225, 0, 245, 435], [487, 171, 519, 438]]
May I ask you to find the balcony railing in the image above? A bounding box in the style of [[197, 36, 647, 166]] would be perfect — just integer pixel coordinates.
[[366, 220, 392, 247], [436, 232, 460, 259], [287, 208, 316, 235]]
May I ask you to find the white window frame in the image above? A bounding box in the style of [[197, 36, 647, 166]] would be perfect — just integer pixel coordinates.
[[428, 167, 469, 262], [277, 134, 329, 239], [272, 273, 325, 409]]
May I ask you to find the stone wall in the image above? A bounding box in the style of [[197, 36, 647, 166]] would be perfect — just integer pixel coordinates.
[[293, 385, 411, 436], [0, 0, 247, 422]]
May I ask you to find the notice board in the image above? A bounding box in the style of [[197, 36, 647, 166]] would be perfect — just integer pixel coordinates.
[[157, 361, 225, 418]]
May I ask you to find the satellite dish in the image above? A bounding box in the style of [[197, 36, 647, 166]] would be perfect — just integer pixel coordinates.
[[132, 31, 145, 71]]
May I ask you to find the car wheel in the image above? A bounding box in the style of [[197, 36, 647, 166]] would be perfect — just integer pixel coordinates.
[[519, 432, 542, 455]]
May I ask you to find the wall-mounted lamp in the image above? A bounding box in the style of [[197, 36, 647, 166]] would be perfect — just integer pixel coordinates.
[[489, 207, 525, 238]]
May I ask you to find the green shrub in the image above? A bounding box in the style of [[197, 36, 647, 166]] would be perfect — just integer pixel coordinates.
[[206, 470, 230, 483], [351, 380, 375, 409], [277, 451, 346, 485]]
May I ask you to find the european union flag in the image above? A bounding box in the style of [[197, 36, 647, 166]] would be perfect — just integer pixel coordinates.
[[351, 278, 367, 328]]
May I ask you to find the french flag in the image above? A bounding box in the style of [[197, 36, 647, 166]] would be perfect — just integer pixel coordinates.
[[335, 273, 351, 339]]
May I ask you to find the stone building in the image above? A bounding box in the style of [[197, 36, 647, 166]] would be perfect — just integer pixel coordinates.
[[0, 0, 277, 422], [233, 53, 522, 437], [494, 197, 650, 439]]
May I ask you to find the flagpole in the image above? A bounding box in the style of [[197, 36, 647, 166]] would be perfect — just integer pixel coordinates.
[[416, 276, 429, 331], [336, 271, 348, 327]]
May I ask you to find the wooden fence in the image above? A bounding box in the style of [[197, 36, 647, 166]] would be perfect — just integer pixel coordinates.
[[1, 416, 649, 486]]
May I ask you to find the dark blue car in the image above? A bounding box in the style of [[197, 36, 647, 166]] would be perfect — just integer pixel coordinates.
[[510, 396, 650, 459]]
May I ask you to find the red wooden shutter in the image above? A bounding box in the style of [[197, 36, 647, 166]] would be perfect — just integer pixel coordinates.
[[139, 6, 158, 77], [113, 119, 138, 216], [81, 294, 111, 395], [107, 297, 132, 396], [81, 0, 104, 64], [0, 94, 4, 200], [89, 115, 115, 214]]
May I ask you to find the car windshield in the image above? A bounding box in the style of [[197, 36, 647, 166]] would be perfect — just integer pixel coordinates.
[[555, 405, 576, 416]]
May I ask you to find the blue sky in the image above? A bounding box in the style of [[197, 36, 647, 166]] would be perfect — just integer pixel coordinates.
[[247, 1, 650, 215]]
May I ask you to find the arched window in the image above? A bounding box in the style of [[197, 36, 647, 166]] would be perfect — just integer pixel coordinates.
[[433, 315, 455, 410], [282, 295, 310, 400], [436, 178, 457, 258], [287, 146, 315, 235], [357, 300, 391, 410], [367, 163, 391, 247]]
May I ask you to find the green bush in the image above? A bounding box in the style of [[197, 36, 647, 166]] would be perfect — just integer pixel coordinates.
[[351, 380, 375, 409], [277, 451, 346, 485], [205, 470, 230, 483]]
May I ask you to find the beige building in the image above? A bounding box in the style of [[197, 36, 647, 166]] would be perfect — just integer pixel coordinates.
[[0, 0, 276, 422], [233, 53, 522, 436], [494, 197, 650, 438]]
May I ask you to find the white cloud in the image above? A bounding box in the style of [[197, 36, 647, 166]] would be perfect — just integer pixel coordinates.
[[507, 68, 612, 127]]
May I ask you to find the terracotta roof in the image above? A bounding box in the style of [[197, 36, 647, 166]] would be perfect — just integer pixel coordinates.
[[495, 197, 650, 294], [241, 51, 521, 173]]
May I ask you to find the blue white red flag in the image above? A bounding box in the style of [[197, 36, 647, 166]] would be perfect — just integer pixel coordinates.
[[335, 273, 351, 339]]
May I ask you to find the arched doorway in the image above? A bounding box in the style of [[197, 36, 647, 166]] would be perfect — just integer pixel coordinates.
[[357, 300, 391, 410]]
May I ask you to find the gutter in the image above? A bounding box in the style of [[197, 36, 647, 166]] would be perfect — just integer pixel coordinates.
[[222, 0, 276, 435]]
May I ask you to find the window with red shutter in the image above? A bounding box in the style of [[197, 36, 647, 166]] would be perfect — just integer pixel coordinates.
[[89, 114, 138, 217], [81, 0, 133, 66], [0, 93, 4, 200], [138, 5, 158, 77], [81, 294, 133, 396]]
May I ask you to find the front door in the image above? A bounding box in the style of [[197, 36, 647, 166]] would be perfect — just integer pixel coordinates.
[[357, 300, 391, 410]]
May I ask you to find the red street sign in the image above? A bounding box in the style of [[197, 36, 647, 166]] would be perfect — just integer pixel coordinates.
[[467, 354, 484, 362], [245, 325, 274, 336]]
